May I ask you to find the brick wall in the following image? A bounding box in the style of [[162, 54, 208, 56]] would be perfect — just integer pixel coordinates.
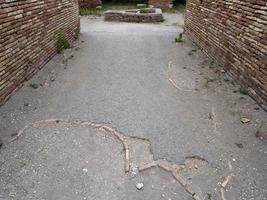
[[0, 0, 80, 105], [185, 0, 267, 109], [149, 0, 173, 8]]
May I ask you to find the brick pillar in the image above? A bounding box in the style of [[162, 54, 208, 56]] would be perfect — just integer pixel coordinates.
[[149, 0, 173, 8]]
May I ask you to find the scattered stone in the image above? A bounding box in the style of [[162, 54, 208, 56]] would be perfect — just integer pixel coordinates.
[[207, 193, 212, 200], [235, 143, 243, 148], [68, 55, 74, 59], [220, 69, 226, 73], [24, 103, 29, 107], [136, 182, 144, 190], [82, 168, 88, 173], [208, 112, 214, 120], [130, 166, 139, 175], [221, 175, 231, 188], [240, 117, 250, 124], [50, 76, 55, 82]]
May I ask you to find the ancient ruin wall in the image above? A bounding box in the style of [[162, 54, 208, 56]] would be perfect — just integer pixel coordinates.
[[0, 0, 80, 105], [185, 0, 267, 109]]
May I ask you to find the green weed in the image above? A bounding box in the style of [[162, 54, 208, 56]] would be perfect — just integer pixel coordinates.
[[175, 33, 183, 43], [29, 83, 39, 89], [56, 32, 70, 53], [239, 85, 248, 95]]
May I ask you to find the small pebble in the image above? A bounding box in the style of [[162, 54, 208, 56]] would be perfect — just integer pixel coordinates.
[[136, 183, 144, 190], [82, 168, 88, 173]]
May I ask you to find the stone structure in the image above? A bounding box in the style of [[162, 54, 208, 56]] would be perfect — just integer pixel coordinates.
[[104, 8, 163, 23], [79, 0, 102, 8], [149, 0, 173, 8], [0, 0, 80, 105], [185, 0, 267, 109], [78, 0, 173, 8]]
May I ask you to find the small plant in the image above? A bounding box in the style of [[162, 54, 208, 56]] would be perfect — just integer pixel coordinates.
[[74, 26, 80, 35], [239, 85, 248, 95], [74, 26, 80, 39], [29, 83, 39, 89], [235, 143, 243, 148], [139, 8, 149, 13], [56, 32, 70, 53], [175, 33, 183, 43], [255, 123, 264, 138]]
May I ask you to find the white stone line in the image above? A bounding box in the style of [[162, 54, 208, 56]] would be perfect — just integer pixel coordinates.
[[167, 61, 196, 93], [11, 118, 206, 199], [10, 119, 130, 173]]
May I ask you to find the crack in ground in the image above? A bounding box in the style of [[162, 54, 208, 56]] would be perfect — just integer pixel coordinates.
[[167, 61, 197, 93], [9, 118, 210, 200]]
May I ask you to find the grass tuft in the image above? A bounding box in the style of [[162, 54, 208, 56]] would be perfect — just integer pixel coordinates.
[[139, 8, 150, 13], [255, 123, 264, 138], [175, 33, 183, 43], [239, 85, 248, 95], [29, 83, 39, 89], [56, 32, 70, 53]]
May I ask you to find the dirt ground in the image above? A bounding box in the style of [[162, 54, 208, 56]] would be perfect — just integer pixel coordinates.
[[0, 13, 266, 199]]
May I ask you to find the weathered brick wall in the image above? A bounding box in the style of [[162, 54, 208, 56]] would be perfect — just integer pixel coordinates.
[[185, 0, 267, 109], [149, 0, 173, 8], [0, 0, 80, 105]]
